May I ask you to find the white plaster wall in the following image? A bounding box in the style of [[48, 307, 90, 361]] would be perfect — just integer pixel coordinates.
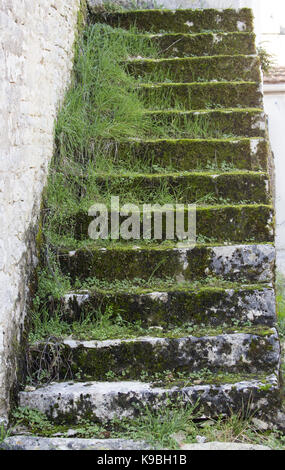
[[264, 89, 285, 276], [0, 0, 80, 423]]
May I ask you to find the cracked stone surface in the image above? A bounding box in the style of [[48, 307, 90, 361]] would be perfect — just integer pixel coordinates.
[[29, 329, 281, 381], [19, 374, 281, 423], [180, 442, 271, 450], [0, 436, 154, 451]]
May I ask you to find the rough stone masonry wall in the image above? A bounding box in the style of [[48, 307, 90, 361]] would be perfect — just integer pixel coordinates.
[[0, 0, 81, 423]]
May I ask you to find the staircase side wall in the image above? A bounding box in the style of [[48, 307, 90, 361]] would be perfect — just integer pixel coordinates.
[[0, 0, 81, 423]]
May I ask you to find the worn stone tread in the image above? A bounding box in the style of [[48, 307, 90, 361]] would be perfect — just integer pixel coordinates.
[[127, 55, 261, 83], [139, 81, 263, 110], [61, 204, 274, 243], [107, 137, 268, 171], [137, 32, 256, 57], [58, 244, 275, 283], [0, 436, 154, 450], [28, 329, 280, 381], [88, 8, 254, 34], [59, 285, 276, 327], [144, 108, 266, 137], [19, 373, 281, 423], [180, 442, 271, 450], [85, 171, 270, 204]]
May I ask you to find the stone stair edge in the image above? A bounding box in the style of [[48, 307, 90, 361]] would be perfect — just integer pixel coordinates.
[[29, 327, 279, 349]]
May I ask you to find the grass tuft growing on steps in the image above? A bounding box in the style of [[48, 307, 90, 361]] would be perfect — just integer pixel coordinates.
[[55, 23, 157, 161], [10, 403, 285, 449]]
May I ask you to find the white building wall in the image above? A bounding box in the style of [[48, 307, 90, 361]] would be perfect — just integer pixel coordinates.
[[0, 0, 80, 423], [264, 88, 285, 275]]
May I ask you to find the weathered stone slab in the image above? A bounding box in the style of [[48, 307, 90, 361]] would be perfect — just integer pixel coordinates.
[[60, 286, 277, 327], [88, 8, 254, 34], [140, 82, 263, 110], [29, 329, 280, 381], [128, 55, 261, 83], [145, 32, 256, 58], [88, 170, 270, 204], [19, 374, 281, 424], [65, 204, 273, 243], [58, 244, 275, 283], [112, 137, 268, 172], [0, 436, 154, 450], [144, 109, 266, 138], [180, 442, 271, 450]]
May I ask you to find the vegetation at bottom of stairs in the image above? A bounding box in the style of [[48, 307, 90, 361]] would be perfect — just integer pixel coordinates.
[[0, 424, 9, 444], [9, 403, 285, 450]]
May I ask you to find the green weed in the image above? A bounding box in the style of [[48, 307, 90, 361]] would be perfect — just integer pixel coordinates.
[[9, 404, 285, 450]]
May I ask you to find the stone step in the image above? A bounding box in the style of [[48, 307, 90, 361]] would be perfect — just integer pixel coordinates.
[[58, 244, 274, 284], [84, 171, 270, 205], [108, 137, 268, 171], [127, 55, 260, 83], [0, 436, 154, 451], [140, 81, 263, 110], [28, 329, 280, 382], [60, 204, 273, 243], [144, 32, 256, 57], [145, 109, 266, 138], [88, 8, 254, 34], [59, 285, 276, 328], [18, 373, 281, 424]]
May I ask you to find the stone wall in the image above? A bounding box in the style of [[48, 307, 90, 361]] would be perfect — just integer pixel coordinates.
[[0, 0, 81, 423]]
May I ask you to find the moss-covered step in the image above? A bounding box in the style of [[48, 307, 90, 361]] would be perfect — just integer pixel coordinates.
[[111, 137, 269, 171], [88, 172, 270, 205], [140, 81, 263, 110], [147, 32, 256, 57], [63, 204, 273, 243], [145, 109, 266, 138], [127, 55, 261, 83], [88, 8, 254, 34], [29, 329, 280, 382], [58, 244, 274, 284], [60, 286, 276, 328], [19, 373, 281, 424]]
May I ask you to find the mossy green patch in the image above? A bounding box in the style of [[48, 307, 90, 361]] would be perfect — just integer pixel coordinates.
[[28, 326, 276, 383], [50, 283, 275, 329], [49, 204, 273, 245], [110, 137, 268, 172], [67, 171, 270, 205], [55, 239, 274, 284], [146, 108, 265, 139], [147, 32, 256, 57], [127, 55, 261, 83], [140, 81, 263, 110], [89, 8, 254, 34], [10, 401, 285, 450], [144, 109, 265, 138]]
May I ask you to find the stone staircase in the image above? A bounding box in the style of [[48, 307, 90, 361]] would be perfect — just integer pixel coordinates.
[[5, 7, 282, 450]]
